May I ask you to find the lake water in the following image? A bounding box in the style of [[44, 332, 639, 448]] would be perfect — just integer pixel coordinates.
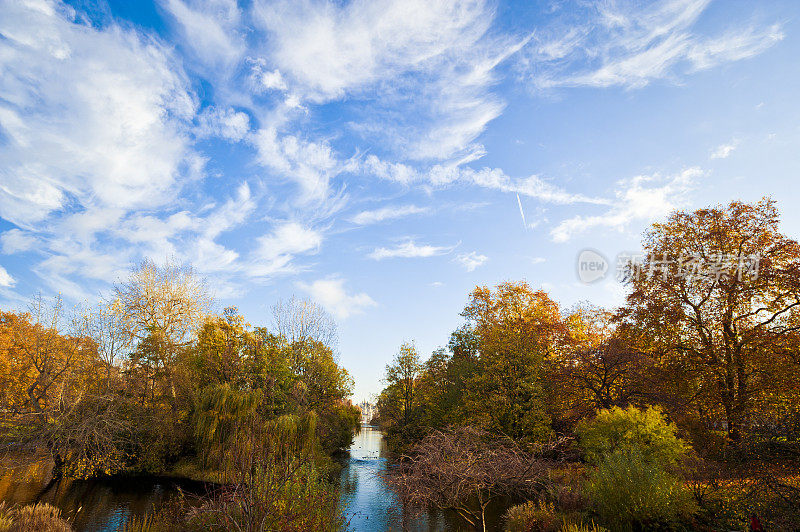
[[0, 428, 504, 531]]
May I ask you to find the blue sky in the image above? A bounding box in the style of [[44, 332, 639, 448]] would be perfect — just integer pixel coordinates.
[[1, 0, 799, 400]]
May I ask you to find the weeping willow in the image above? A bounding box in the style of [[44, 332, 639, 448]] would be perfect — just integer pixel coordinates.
[[193, 383, 263, 468]]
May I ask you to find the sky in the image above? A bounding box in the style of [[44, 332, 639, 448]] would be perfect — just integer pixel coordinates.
[[1, 0, 799, 401]]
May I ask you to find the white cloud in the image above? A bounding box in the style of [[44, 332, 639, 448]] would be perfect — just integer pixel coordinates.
[[251, 0, 525, 161], [0, 0, 197, 227], [369, 239, 454, 260], [1, 229, 37, 254], [162, 0, 245, 70], [710, 140, 738, 159], [0, 265, 15, 287], [688, 24, 784, 71], [251, 127, 352, 204], [531, 257, 546, 265], [550, 167, 702, 242], [430, 165, 607, 204], [197, 106, 250, 141], [297, 277, 376, 319], [361, 155, 606, 206], [252, 0, 491, 101], [249, 221, 323, 278], [351, 205, 429, 225], [455, 251, 488, 272], [527, 0, 783, 90], [253, 65, 288, 91], [363, 155, 419, 185]]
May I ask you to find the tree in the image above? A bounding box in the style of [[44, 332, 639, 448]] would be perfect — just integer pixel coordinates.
[[113, 258, 212, 346], [461, 282, 565, 443], [621, 198, 800, 442], [74, 300, 133, 389], [272, 296, 337, 349], [550, 306, 650, 427], [191, 308, 259, 390], [383, 342, 422, 428], [114, 259, 212, 410], [0, 296, 98, 419]]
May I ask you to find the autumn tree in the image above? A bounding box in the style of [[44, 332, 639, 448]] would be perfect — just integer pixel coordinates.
[[113, 258, 212, 345], [461, 282, 565, 444], [0, 295, 98, 419], [114, 259, 212, 409], [621, 198, 800, 442], [550, 305, 650, 427]]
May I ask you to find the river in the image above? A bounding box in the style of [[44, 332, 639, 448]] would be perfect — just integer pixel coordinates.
[[0, 427, 504, 531], [338, 425, 462, 531]]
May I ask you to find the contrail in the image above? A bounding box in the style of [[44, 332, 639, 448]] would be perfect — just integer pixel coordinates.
[[516, 193, 527, 230]]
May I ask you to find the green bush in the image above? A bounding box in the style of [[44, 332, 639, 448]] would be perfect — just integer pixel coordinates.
[[585, 450, 695, 531], [576, 405, 689, 466]]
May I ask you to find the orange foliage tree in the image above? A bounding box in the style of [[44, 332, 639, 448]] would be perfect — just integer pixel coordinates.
[[621, 198, 800, 442]]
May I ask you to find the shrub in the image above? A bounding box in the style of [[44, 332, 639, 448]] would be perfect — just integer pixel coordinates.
[[585, 450, 695, 531], [576, 405, 689, 466], [0, 503, 73, 532], [505, 500, 560, 532], [560, 523, 608, 532], [504, 499, 608, 532]]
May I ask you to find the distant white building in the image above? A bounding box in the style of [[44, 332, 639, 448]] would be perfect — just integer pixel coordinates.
[[358, 400, 376, 424]]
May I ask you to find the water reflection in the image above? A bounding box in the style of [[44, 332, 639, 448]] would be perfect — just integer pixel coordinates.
[[338, 425, 459, 531], [1, 428, 504, 531], [0, 457, 201, 531]]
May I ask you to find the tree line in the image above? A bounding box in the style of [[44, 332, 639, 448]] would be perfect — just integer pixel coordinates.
[[376, 199, 800, 531], [0, 261, 359, 530]]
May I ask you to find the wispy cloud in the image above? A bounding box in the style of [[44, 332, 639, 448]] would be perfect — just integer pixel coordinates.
[[369, 239, 454, 260], [525, 0, 783, 90], [1, 229, 37, 254], [249, 221, 323, 279], [456, 251, 488, 272], [363, 155, 606, 205], [550, 167, 702, 242], [162, 0, 245, 71], [251, 127, 355, 206], [351, 205, 429, 225], [250, 0, 528, 161], [710, 140, 739, 159], [0, 1, 197, 228], [297, 277, 376, 319], [196, 106, 250, 142]]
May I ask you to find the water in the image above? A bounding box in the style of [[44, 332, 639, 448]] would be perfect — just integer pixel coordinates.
[[0, 428, 504, 531], [0, 457, 204, 531], [338, 425, 459, 531]]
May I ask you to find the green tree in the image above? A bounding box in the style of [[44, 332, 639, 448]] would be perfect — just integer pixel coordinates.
[[384, 342, 422, 428], [461, 282, 564, 443]]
